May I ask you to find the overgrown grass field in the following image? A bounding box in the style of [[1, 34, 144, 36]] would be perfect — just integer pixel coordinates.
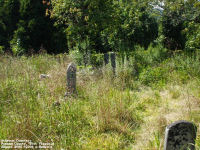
[[0, 48, 200, 149]]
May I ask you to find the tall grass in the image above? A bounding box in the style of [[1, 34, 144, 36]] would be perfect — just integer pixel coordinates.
[[0, 48, 200, 149]]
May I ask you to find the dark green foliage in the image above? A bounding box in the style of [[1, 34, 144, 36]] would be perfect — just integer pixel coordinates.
[[0, 0, 67, 55], [51, 0, 158, 58], [133, 44, 169, 71], [52, 0, 114, 55], [162, 0, 200, 50], [101, 0, 159, 52], [0, 0, 199, 55], [162, 8, 185, 50], [90, 53, 104, 67], [0, 0, 20, 51], [50, 25, 68, 54], [183, 1, 200, 51], [11, 0, 67, 54], [139, 65, 168, 87]]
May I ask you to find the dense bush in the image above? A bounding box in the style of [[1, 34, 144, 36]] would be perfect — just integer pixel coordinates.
[[0, 0, 20, 51], [184, 22, 200, 51], [51, 0, 158, 57], [0, 0, 67, 55], [133, 44, 168, 71], [0, 0, 200, 55], [90, 53, 104, 68], [139, 66, 168, 87], [162, 0, 200, 51], [162, 2, 185, 50]]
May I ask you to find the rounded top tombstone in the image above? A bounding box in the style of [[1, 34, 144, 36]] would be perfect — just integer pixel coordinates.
[[67, 63, 76, 73], [66, 63, 77, 96], [164, 120, 197, 150]]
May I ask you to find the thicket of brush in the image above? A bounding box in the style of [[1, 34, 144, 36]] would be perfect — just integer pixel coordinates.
[[0, 46, 200, 149]]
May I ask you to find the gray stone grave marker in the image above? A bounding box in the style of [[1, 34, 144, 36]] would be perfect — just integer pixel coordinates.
[[104, 53, 109, 65], [65, 63, 77, 96], [110, 52, 116, 74], [164, 120, 197, 150]]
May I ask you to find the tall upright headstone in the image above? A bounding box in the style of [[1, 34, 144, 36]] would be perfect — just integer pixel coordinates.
[[164, 120, 197, 150], [104, 53, 109, 65], [65, 63, 77, 96], [110, 52, 116, 74]]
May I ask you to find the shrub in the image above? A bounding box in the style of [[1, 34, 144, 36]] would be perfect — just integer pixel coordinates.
[[69, 49, 84, 66], [90, 53, 104, 68], [133, 44, 168, 70], [0, 46, 4, 54], [184, 22, 200, 52], [10, 35, 25, 55], [139, 66, 169, 87]]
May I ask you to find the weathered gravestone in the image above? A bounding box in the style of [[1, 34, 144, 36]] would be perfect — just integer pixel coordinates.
[[164, 120, 197, 150], [104, 53, 109, 65], [110, 52, 116, 74], [65, 63, 77, 96]]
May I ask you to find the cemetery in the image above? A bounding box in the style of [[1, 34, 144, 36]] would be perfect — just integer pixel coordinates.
[[0, 0, 200, 149], [0, 52, 200, 149]]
